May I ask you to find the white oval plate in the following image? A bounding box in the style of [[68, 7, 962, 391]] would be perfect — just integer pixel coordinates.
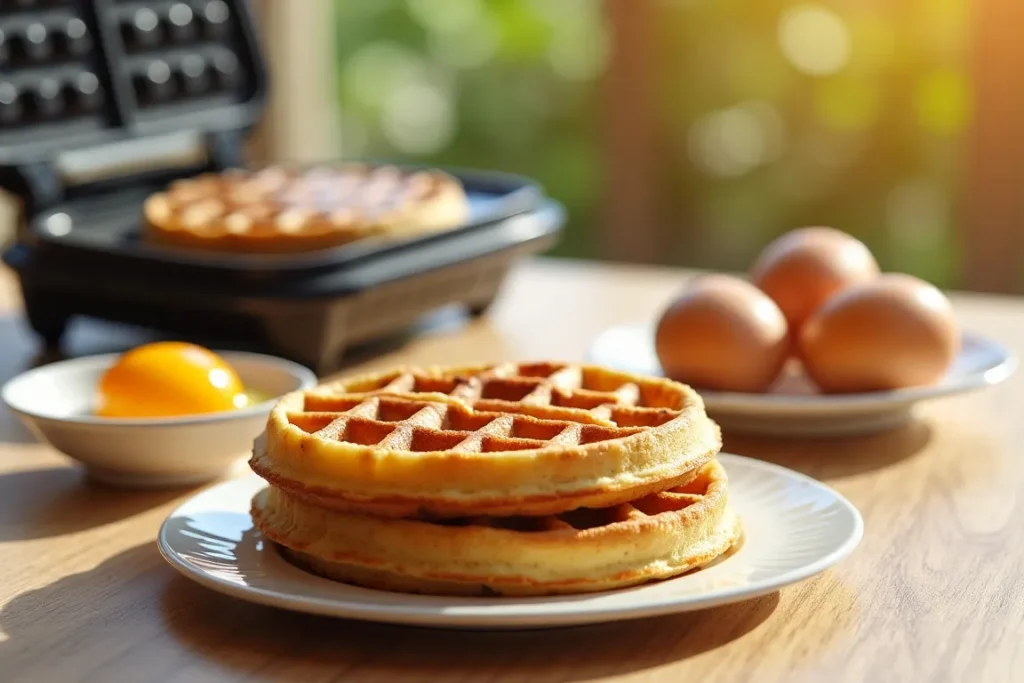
[[588, 323, 1016, 437], [157, 453, 863, 630]]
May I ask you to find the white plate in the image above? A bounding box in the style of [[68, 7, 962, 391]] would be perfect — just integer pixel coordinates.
[[157, 453, 863, 630], [588, 323, 1017, 437]]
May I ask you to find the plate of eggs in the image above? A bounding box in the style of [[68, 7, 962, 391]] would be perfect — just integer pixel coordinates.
[[2, 342, 317, 487], [589, 227, 1016, 437]]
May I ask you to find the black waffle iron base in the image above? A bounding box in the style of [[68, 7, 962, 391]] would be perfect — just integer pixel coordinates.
[[4, 183, 564, 375], [0, 0, 564, 374]]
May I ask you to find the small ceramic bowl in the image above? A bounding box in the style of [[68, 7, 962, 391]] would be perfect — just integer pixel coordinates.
[[2, 351, 318, 488]]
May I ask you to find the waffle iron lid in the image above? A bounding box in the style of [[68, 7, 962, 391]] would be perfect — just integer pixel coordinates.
[[0, 0, 267, 214]]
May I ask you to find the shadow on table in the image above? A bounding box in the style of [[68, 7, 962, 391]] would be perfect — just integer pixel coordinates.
[[722, 418, 933, 480], [0, 542, 170, 679], [158, 573, 779, 681], [0, 466, 187, 541], [0, 540, 780, 681]]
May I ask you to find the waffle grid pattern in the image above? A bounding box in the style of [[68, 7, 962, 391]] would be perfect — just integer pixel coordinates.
[[251, 362, 735, 596], [289, 362, 686, 455], [145, 165, 459, 237]]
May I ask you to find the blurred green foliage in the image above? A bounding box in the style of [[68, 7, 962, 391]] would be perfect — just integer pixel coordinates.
[[333, 0, 605, 259], [333, 0, 969, 286]]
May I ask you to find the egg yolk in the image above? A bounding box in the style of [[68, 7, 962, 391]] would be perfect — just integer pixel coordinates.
[[96, 342, 249, 418]]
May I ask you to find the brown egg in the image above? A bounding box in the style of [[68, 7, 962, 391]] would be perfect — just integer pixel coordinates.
[[750, 226, 880, 332], [798, 273, 960, 393], [655, 274, 790, 393]]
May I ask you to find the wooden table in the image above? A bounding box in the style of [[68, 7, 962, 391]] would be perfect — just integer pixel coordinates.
[[1, 258, 1022, 683]]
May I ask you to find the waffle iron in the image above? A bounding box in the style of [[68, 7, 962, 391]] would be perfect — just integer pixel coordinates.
[[0, 0, 565, 373]]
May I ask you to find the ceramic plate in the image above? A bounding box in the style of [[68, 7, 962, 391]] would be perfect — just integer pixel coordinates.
[[588, 323, 1016, 437], [157, 454, 863, 630]]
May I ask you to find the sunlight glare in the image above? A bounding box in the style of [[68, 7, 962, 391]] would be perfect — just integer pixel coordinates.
[[778, 5, 851, 77], [382, 82, 456, 155], [688, 102, 784, 178]]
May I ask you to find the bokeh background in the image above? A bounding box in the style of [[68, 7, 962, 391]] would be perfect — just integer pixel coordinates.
[[257, 0, 1023, 293]]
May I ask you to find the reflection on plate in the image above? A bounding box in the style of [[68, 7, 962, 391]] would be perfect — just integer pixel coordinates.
[[157, 454, 863, 630], [588, 323, 1017, 437]]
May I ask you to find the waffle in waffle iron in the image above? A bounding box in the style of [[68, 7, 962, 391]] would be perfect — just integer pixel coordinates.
[[143, 164, 470, 253], [250, 362, 723, 518]]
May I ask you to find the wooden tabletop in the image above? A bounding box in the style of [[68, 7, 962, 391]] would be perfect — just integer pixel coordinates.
[[1, 258, 1022, 683]]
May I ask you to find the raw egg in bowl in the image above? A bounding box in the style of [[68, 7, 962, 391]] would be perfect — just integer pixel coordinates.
[[1, 345, 317, 488], [95, 342, 263, 419]]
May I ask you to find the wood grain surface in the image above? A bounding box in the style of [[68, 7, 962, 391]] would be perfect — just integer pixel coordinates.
[[1, 258, 1022, 683]]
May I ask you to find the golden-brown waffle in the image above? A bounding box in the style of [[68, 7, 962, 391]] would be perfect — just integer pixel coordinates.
[[143, 164, 470, 254], [250, 362, 722, 518], [251, 459, 741, 596]]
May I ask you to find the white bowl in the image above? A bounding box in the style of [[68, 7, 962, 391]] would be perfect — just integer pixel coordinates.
[[2, 351, 317, 488]]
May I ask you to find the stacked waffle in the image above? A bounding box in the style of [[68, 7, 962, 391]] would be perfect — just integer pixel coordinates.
[[249, 362, 741, 596], [144, 164, 470, 254]]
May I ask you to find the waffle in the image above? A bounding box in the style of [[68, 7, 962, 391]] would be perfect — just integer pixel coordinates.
[[252, 459, 740, 596], [250, 362, 722, 518], [143, 164, 470, 254]]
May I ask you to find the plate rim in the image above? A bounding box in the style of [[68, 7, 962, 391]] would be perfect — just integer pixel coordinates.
[[157, 453, 864, 628], [588, 323, 1017, 413]]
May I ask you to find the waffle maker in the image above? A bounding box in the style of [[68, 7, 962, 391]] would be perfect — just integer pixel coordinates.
[[0, 0, 564, 374]]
